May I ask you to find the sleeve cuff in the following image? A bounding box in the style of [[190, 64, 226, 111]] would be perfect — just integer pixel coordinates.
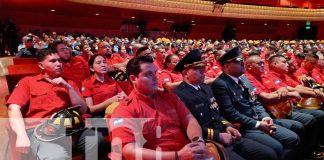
[[262, 117, 272, 121], [203, 128, 220, 142], [255, 121, 260, 129]]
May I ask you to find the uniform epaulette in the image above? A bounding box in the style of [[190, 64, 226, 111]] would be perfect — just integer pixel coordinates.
[[221, 120, 231, 125]]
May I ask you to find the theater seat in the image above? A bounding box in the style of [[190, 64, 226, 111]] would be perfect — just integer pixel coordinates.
[[13, 58, 38, 65], [6, 64, 41, 93], [7, 64, 41, 75]]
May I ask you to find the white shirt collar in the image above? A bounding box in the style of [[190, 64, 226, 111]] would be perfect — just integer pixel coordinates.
[[226, 74, 239, 84], [187, 82, 200, 90]]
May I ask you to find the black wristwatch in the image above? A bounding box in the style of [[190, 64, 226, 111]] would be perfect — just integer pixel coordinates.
[[192, 136, 205, 144]]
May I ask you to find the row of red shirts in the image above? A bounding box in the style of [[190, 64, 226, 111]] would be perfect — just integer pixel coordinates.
[[245, 71, 300, 95], [6, 73, 191, 151], [294, 66, 324, 84]]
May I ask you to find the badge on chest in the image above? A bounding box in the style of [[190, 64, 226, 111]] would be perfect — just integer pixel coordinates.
[[210, 97, 218, 110]]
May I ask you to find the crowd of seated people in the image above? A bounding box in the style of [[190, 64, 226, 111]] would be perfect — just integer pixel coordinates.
[[5, 31, 324, 160]]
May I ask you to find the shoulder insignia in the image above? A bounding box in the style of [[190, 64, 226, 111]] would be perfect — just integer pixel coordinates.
[[221, 120, 231, 125]]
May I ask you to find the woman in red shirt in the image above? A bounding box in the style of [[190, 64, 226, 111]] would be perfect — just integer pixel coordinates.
[[82, 54, 127, 118], [158, 54, 183, 92]]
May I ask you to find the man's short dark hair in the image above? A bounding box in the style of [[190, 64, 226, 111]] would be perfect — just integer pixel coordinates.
[[126, 56, 154, 79], [135, 46, 149, 57], [296, 52, 305, 59], [48, 39, 64, 52], [269, 54, 286, 66], [248, 49, 261, 56], [305, 52, 319, 60], [36, 48, 57, 62]]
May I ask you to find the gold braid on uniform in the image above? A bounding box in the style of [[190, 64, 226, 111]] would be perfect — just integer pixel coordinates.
[[208, 128, 214, 140], [210, 128, 214, 140], [221, 120, 231, 125]]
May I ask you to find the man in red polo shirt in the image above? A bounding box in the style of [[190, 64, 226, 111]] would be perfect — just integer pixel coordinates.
[[244, 53, 324, 159], [6, 48, 94, 159], [312, 57, 324, 84], [266, 54, 324, 100], [152, 46, 166, 71], [294, 53, 321, 84], [265, 54, 324, 156], [97, 41, 128, 72], [244, 54, 301, 102], [110, 56, 207, 159], [53, 40, 91, 88]]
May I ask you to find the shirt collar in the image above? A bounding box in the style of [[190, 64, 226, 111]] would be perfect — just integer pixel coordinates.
[[268, 70, 282, 78], [226, 73, 239, 84], [185, 82, 200, 90], [131, 88, 156, 103], [90, 75, 110, 84], [35, 74, 45, 81], [35, 74, 54, 82]]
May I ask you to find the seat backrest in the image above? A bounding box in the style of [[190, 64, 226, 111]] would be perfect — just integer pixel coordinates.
[[6, 64, 41, 93], [13, 58, 38, 65], [7, 64, 41, 75]]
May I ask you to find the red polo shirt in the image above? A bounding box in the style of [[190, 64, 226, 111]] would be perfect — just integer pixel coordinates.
[[205, 62, 222, 78], [158, 69, 183, 88], [153, 60, 164, 71], [61, 56, 91, 88], [110, 90, 191, 152], [82, 75, 122, 106], [79, 53, 91, 63], [106, 54, 126, 65], [6, 74, 81, 129], [294, 66, 312, 82], [312, 67, 324, 84], [264, 60, 270, 73], [262, 71, 299, 92], [244, 72, 270, 94]]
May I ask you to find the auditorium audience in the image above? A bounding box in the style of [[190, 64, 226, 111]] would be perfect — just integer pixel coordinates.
[[6, 30, 324, 159]]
